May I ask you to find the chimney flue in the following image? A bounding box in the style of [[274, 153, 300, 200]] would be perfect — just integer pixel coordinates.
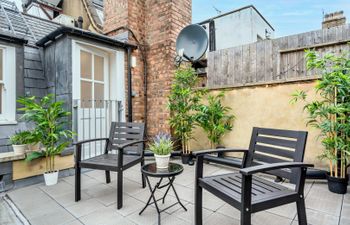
[[77, 16, 83, 29], [322, 11, 346, 29]]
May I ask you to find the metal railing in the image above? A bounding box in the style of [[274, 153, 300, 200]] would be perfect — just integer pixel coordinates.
[[72, 99, 123, 159]]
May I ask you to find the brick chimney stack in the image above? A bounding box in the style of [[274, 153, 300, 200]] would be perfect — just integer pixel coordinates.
[[322, 11, 346, 29], [104, 0, 192, 136]]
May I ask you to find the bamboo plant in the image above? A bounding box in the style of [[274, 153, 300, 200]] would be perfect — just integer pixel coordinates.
[[196, 91, 235, 148], [17, 95, 74, 173], [291, 50, 350, 179], [168, 66, 204, 155]]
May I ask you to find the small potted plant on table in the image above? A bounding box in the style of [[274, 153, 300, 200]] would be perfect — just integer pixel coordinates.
[[291, 50, 350, 194], [149, 133, 173, 168], [18, 94, 73, 186]]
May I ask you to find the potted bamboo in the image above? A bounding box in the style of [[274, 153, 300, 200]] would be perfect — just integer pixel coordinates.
[[18, 95, 73, 186], [291, 50, 350, 194], [149, 133, 173, 168], [168, 66, 204, 164], [196, 91, 235, 149]]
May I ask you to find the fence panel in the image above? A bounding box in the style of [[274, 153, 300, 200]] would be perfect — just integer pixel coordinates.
[[207, 24, 350, 87]]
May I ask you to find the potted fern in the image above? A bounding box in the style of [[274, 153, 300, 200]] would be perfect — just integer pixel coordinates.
[[196, 91, 235, 149], [168, 66, 204, 164], [149, 133, 173, 168], [17, 95, 73, 186], [291, 50, 350, 194]]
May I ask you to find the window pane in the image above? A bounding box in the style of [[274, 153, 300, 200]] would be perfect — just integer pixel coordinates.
[[81, 81, 92, 108], [94, 55, 104, 82], [94, 83, 104, 108], [80, 50, 92, 79]]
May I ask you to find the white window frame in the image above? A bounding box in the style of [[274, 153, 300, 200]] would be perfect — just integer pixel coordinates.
[[0, 45, 16, 124]]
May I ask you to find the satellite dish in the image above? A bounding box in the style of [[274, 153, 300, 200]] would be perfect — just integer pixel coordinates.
[[176, 24, 208, 64]]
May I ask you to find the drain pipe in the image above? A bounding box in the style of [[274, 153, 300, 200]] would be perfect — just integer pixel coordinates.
[[127, 47, 133, 122]]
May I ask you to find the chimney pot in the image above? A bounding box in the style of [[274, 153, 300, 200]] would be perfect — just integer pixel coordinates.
[[322, 10, 346, 29], [77, 16, 83, 29]]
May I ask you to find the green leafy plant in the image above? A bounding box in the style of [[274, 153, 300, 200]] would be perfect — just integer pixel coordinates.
[[196, 91, 235, 148], [149, 133, 173, 155], [9, 130, 32, 145], [168, 66, 204, 155], [291, 50, 350, 179], [17, 94, 74, 172]]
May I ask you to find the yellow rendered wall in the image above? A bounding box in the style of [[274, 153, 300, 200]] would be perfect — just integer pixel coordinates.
[[190, 80, 327, 168], [62, 0, 91, 30]]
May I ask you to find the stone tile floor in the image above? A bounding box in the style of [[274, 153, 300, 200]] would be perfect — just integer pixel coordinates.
[[4, 159, 350, 225]]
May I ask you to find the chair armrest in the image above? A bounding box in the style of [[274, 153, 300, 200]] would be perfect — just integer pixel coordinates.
[[193, 148, 248, 157], [240, 162, 314, 176], [115, 140, 147, 150], [73, 138, 109, 146]]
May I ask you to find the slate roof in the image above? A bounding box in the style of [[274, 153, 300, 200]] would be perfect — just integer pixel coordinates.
[[85, 0, 104, 30]]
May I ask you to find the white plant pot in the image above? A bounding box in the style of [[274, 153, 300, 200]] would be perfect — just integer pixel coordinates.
[[154, 154, 171, 168], [44, 170, 59, 186], [12, 144, 26, 155]]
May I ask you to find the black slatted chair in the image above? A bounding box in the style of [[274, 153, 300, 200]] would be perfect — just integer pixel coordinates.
[[194, 127, 313, 225], [74, 122, 146, 209]]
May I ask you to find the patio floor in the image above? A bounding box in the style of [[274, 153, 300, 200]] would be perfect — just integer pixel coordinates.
[[4, 159, 350, 225]]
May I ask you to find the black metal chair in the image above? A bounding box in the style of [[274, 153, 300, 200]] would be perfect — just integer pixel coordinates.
[[194, 127, 313, 225], [74, 122, 146, 209]]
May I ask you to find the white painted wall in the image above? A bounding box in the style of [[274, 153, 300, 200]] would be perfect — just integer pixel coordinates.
[[201, 7, 274, 51]]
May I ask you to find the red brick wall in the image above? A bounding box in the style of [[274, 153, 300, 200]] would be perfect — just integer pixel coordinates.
[[103, 0, 192, 137]]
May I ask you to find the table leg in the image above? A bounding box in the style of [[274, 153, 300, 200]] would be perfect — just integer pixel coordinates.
[[170, 178, 187, 211], [139, 176, 162, 215], [161, 177, 174, 204]]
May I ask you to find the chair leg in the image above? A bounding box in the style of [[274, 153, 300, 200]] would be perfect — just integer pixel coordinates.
[[296, 199, 307, 225], [105, 171, 111, 184], [240, 210, 251, 225], [117, 170, 123, 209], [194, 184, 203, 225], [75, 166, 81, 202], [141, 160, 146, 188]]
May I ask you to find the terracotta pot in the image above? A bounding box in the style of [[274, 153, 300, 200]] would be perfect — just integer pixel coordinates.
[[27, 143, 40, 152]]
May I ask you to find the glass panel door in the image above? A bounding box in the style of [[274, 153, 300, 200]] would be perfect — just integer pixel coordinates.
[[77, 48, 109, 158]]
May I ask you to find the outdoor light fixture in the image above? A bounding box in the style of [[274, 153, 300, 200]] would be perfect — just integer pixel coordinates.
[[131, 56, 137, 68]]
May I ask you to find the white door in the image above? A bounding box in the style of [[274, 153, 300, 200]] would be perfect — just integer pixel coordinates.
[[72, 42, 125, 159], [77, 46, 110, 159]]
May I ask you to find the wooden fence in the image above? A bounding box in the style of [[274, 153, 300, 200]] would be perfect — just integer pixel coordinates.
[[207, 24, 350, 88]]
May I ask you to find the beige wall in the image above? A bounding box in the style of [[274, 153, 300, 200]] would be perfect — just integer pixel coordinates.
[[190, 80, 327, 168], [62, 0, 91, 30]]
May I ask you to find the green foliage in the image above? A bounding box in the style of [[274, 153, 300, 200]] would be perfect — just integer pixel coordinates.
[[196, 92, 235, 148], [9, 130, 32, 145], [292, 50, 350, 178], [149, 133, 173, 156], [17, 94, 74, 172], [168, 66, 205, 154]]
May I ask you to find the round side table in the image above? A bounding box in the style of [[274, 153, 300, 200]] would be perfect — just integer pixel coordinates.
[[139, 162, 187, 225]]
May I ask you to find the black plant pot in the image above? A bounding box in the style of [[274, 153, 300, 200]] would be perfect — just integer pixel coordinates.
[[326, 173, 348, 194], [181, 153, 191, 164]]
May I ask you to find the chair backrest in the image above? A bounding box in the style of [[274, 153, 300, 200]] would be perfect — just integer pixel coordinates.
[[243, 127, 308, 183], [107, 122, 145, 155]]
